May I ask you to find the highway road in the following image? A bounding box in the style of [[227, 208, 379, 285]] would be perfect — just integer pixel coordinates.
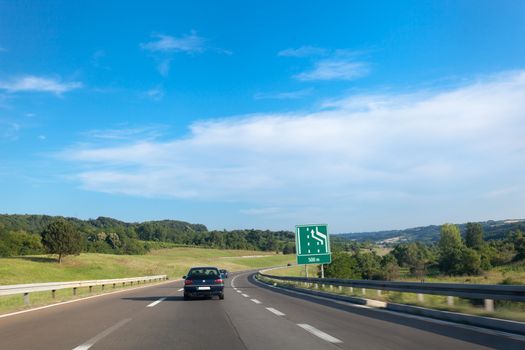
[[1, 271, 524, 350]]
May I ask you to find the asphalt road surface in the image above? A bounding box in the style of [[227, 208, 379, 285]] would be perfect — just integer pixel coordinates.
[[1, 271, 524, 350]]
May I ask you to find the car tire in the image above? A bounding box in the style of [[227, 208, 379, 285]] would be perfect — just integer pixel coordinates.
[[219, 293, 224, 300]]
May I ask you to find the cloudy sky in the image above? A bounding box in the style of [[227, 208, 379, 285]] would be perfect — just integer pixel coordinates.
[[1, 1, 524, 232]]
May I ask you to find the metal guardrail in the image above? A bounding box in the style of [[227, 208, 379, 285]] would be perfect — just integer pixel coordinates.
[[0, 275, 168, 305], [258, 271, 525, 312]]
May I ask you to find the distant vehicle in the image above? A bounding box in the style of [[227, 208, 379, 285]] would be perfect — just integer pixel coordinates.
[[183, 266, 224, 300], [219, 269, 229, 278]]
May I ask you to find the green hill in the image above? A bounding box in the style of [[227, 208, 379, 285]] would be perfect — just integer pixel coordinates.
[[338, 219, 525, 244]]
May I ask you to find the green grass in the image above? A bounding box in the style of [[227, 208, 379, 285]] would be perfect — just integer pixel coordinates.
[[0, 248, 294, 314], [0, 248, 295, 285]]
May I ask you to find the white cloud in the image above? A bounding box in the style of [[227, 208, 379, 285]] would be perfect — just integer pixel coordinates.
[[91, 50, 109, 70], [141, 31, 231, 76], [254, 88, 313, 100], [294, 59, 369, 81], [59, 71, 525, 227], [143, 87, 164, 101], [0, 76, 82, 94], [278, 46, 328, 57], [83, 125, 166, 141], [279, 46, 369, 81], [0, 120, 21, 141], [141, 31, 205, 53], [157, 59, 172, 76]]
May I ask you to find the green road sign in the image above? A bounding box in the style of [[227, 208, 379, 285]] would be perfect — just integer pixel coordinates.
[[295, 224, 332, 265]]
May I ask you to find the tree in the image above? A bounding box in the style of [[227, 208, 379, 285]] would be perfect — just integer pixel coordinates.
[[282, 243, 295, 255], [465, 222, 484, 250], [379, 254, 400, 280], [355, 252, 382, 279], [510, 230, 525, 261], [438, 223, 464, 274], [391, 242, 434, 277], [460, 247, 482, 275], [323, 251, 361, 279], [41, 219, 82, 263]]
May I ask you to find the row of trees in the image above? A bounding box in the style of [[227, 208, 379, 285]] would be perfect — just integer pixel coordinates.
[[325, 223, 525, 280], [0, 215, 297, 260]]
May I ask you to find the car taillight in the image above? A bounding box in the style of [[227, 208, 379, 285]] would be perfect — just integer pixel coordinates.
[[214, 278, 223, 284], [184, 280, 193, 285]]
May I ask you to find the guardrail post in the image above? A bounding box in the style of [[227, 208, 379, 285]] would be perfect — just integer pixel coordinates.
[[51, 290, 56, 299], [338, 286, 342, 292], [122, 282, 125, 287], [23, 292, 30, 305], [330, 285, 333, 291], [101, 284, 105, 291], [113, 283, 116, 289], [89, 286, 93, 293], [362, 288, 366, 295], [377, 290, 382, 296], [314, 283, 318, 289], [447, 296, 454, 306], [73, 287, 77, 296], [349, 287, 353, 294], [417, 293, 424, 302], [484, 299, 494, 312]]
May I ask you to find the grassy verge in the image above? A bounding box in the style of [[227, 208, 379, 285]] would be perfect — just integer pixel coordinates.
[[0, 247, 294, 314], [263, 266, 525, 322]]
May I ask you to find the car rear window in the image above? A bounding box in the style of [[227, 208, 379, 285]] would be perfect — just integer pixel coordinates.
[[187, 268, 220, 279]]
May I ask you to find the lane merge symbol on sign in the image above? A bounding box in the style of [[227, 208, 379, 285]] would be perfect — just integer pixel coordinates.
[[295, 224, 332, 265]]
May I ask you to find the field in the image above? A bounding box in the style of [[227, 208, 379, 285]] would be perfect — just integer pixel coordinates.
[[0, 247, 295, 314]]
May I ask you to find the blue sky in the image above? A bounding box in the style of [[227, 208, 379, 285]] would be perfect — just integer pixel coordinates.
[[1, 1, 525, 232]]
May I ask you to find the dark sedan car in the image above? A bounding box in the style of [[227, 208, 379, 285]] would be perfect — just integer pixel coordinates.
[[183, 266, 224, 300]]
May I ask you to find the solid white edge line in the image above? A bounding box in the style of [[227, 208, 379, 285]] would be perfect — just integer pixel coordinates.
[[265, 307, 285, 316], [250, 299, 261, 304], [297, 323, 343, 344], [72, 318, 132, 350], [0, 279, 180, 319], [241, 294, 249, 298], [146, 297, 167, 307], [236, 290, 242, 293], [177, 288, 184, 291], [230, 274, 239, 289]]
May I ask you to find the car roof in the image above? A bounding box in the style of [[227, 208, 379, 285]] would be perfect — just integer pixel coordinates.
[[188, 266, 219, 270]]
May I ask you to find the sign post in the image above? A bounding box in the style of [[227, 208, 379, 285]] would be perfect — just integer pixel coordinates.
[[295, 224, 331, 277]]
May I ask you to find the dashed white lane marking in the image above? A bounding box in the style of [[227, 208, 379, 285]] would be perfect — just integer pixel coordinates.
[[177, 288, 184, 291], [236, 290, 242, 293], [297, 323, 342, 344], [265, 307, 285, 316], [72, 318, 132, 350], [147, 297, 166, 307], [250, 299, 261, 304], [241, 294, 249, 298]]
